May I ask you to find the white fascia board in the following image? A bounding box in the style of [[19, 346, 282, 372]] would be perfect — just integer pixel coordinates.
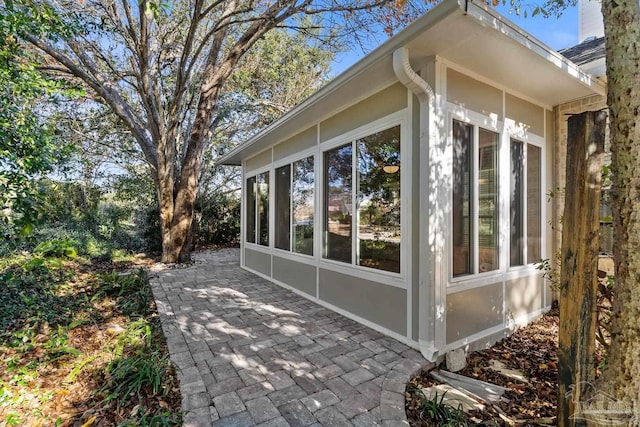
[[464, 0, 606, 96]]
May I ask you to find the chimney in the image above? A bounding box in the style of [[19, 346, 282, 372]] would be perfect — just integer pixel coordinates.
[[579, 0, 605, 42]]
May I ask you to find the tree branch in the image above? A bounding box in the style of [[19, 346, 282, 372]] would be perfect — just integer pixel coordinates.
[[23, 33, 158, 172]]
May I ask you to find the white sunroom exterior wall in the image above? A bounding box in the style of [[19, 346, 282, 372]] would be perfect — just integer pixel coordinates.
[[239, 56, 556, 361]]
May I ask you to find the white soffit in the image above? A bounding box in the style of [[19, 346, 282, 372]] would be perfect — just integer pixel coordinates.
[[405, 1, 605, 106]]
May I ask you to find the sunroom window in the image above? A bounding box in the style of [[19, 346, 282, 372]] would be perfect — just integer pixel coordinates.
[[275, 165, 291, 251], [324, 125, 401, 273], [246, 171, 269, 246], [275, 156, 314, 255], [452, 120, 499, 277], [325, 144, 353, 263], [510, 139, 542, 266], [246, 176, 257, 244], [292, 157, 315, 255]]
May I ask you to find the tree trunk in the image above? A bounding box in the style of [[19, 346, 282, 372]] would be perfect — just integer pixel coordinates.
[[159, 202, 195, 264], [157, 168, 199, 264], [598, 0, 640, 422], [557, 111, 605, 427]]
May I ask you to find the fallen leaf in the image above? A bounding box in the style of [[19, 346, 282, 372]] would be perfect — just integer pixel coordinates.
[[81, 416, 96, 427]]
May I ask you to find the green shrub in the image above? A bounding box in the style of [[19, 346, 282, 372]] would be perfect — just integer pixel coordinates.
[[95, 269, 150, 317], [195, 191, 240, 247], [34, 238, 78, 259], [135, 206, 162, 254], [99, 352, 171, 406]]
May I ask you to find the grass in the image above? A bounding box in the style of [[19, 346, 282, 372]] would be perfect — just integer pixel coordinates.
[[0, 243, 181, 426]]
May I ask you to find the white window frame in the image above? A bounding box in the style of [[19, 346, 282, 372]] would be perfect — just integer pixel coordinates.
[[448, 110, 503, 286], [447, 107, 547, 290], [506, 121, 545, 273], [244, 164, 271, 251], [272, 148, 317, 260], [318, 110, 408, 288]]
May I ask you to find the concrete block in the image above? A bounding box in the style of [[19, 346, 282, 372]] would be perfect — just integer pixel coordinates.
[[445, 348, 467, 373]]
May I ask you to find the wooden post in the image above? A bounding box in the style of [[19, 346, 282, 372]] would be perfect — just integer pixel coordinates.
[[557, 111, 606, 427]]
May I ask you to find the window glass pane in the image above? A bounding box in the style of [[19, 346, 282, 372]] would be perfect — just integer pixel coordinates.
[[357, 125, 401, 273], [246, 176, 256, 243], [275, 165, 291, 251], [478, 128, 499, 272], [257, 172, 269, 246], [510, 140, 524, 266], [325, 144, 352, 263], [527, 144, 542, 263], [292, 156, 314, 256], [452, 121, 473, 276]]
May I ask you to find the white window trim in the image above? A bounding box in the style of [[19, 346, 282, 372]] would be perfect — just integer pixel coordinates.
[[448, 109, 502, 286], [244, 164, 271, 250], [446, 106, 546, 292], [318, 110, 409, 285], [272, 151, 317, 259], [272, 147, 317, 170], [505, 119, 545, 273], [319, 109, 408, 151]]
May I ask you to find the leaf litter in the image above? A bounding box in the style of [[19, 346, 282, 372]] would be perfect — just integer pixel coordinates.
[[0, 255, 181, 426], [407, 307, 563, 426]]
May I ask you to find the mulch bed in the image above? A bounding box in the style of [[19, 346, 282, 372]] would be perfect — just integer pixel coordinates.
[[407, 307, 561, 426]]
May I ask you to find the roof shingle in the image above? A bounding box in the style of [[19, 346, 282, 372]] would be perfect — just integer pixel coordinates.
[[559, 36, 606, 65]]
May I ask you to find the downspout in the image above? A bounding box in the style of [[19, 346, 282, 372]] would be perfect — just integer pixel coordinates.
[[392, 47, 440, 362]]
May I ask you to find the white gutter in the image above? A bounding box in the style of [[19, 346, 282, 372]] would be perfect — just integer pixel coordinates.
[[392, 47, 440, 362]]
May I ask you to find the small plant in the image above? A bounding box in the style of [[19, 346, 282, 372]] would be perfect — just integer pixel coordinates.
[[410, 386, 470, 427], [4, 412, 23, 426], [95, 269, 150, 316], [117, 408, 181, 427], [535, 252, 562, 291], [33, 238, 78, 259], [114, 318, 153, 357], [43, 326, 81, 360], [99, 351, 171, 407]]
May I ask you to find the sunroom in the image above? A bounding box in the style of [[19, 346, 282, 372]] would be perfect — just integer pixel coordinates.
[[218, 0, 605, 361]]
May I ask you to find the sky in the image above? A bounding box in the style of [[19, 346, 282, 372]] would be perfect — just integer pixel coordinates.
[[330, 3, 579, 76]]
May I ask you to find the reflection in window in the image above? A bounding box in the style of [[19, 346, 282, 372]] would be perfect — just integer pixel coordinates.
[[292, 157, 314, 255], [510, 140, 542, 266], [246, 176, 257, 244], [275, 165, 291, 251], [325, 144, 353, 263], [510, 140, 524, 266], [257, 172, 269, 246], [452, 120, 472, 276], [357, 126, 401, 273], [478, 129, 499, 272], [527, 145, 541, 263], [452, 122, 499, 276], [323, 126, 402, 273]]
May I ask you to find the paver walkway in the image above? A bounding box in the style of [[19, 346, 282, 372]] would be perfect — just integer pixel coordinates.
[[150, 248, 429, 426]]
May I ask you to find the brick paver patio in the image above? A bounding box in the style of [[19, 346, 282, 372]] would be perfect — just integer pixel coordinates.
[[150, 248, 430, 426]]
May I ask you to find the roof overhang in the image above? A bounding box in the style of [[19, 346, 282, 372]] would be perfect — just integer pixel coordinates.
[[219, 0, 606, 165]]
